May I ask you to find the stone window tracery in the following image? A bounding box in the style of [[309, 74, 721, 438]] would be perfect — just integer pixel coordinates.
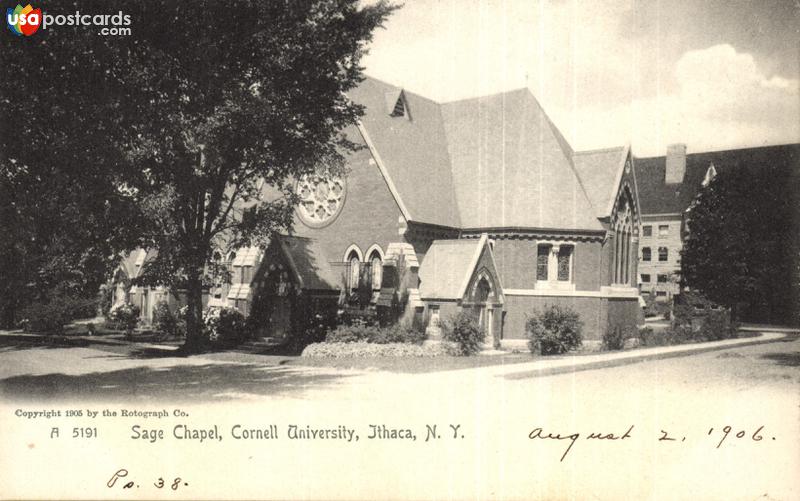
[[613, 187, 636, 286], [297, 174, 346, 227], [557, 247, 572, 281], [536, 245, 550, 281]]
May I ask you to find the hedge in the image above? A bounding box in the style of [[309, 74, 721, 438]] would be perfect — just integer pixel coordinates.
[[302, 342, 450, 358]]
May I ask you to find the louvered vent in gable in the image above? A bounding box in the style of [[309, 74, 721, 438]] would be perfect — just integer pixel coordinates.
[[384, 89, 410, 120]]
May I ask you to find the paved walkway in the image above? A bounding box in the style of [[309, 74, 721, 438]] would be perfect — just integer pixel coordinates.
[[1, 327, 795, 380], [457, 330, 793, 379]]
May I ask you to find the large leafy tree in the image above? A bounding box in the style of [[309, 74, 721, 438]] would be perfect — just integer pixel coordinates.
[[681, 163, 799, 324], [1, 10, 141, 327], [1, 0, 396, 348], [0, 162, 138, 327]]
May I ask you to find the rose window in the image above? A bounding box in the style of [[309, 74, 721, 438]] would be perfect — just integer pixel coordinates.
[[297, 175, 346, 227]]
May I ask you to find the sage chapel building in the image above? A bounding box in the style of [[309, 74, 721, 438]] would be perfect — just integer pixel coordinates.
[[119, 76, 643, 346]]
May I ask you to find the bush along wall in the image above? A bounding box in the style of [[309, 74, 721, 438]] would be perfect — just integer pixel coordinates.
[[325, 322, 426, 345], [441, 311, 485, 356], [107, 302, 140, 338], [203, 306, 249, 349], [526, 304, 583, 355]]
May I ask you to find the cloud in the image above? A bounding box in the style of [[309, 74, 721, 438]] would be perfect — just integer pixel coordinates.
[[362, 0, 634, 107], [363, 1, 798, 156], [552, 44, 800, 156]]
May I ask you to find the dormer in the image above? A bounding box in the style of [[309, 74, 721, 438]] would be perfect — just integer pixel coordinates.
[[702, 163, 717, 187], [384, 89, 410, 120]]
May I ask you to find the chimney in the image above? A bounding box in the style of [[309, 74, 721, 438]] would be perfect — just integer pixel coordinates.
[[665, 143, 687, 184]]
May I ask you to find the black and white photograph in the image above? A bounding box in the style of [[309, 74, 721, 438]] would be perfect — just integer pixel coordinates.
[[1, 0, 798, 499]]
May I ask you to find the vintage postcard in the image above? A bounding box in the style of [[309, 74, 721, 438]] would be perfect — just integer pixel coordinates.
[[1, 1, 798, 500]]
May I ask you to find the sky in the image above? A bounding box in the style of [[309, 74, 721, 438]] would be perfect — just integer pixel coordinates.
[[361, 0, 800, 157]]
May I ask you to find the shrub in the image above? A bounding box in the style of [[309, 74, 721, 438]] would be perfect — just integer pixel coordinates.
[[699, 309, 736, 341], [326, 322, 381, 343], [371, 322, 427, 345], [602, 325, 627, 351], [442, 311, 485, 356], [526, 305, 583, 355], [638, 326, 665, 347], [666, 324, 697, 344], [19, 301, 70, 334], [338, 307, 379, 327], [68, 297, 99, 320], [672, 302, 693, 326], [643, 294, 671, 318], [98, 285, 114, 317], [302, 342, 448, 358], [396, 323, 427, 345], [108, 303, 140, 336], [152, 301, 180, 337], [203, 306, 248, 348], [325, 321, 427, 345], [19, 295, 99, 334]]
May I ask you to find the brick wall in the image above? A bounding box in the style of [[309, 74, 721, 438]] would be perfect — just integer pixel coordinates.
[[502, 295, 602, 340], [491, 238, 604, 290], [291, 127, 410, 281], [501, 294, 638, 341]]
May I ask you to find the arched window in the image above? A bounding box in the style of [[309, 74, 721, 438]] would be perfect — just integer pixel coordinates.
[[347, 250, 360, 291], [343, 245, 363, 291], [613, 187, 636, 285], [369, 249, 383, 290], [474, 277, 491, 303]]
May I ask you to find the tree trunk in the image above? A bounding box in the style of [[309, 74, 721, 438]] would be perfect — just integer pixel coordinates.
[[182, 270, 204, 353]]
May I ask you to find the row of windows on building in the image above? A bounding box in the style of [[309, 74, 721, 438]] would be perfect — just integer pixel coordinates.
[[641, 246, 670, 262], [536, 244, 573, 282], [640, 273, 670, 284], [345, 245, 384, 291], [641, 224, 670, 238]]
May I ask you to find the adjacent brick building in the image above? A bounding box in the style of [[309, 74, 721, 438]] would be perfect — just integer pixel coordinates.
[[634, 142, 800, 302]]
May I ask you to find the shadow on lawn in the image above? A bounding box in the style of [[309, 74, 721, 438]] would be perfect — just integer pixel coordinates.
[[0, 338, 92, 352], [760, 352, 800, 367], [0, 363, 353, 402]]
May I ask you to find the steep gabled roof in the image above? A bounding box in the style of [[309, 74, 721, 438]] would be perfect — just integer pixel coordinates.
[[634, 143, 800, 215], [440, 89, 601, 231], [120, 248, 157, 279], [351, 76, 606, 232], [278, 236, 339, 291], [418, 235, 491, 300], [348, 77, 460, 228], [573, 146, 630, 219]]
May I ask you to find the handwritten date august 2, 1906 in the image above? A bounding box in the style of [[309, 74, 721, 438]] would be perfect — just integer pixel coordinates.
[[529, 424, 774, 461]]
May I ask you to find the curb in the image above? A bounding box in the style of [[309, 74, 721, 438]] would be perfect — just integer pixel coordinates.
[[501, 332, 794, 380]]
